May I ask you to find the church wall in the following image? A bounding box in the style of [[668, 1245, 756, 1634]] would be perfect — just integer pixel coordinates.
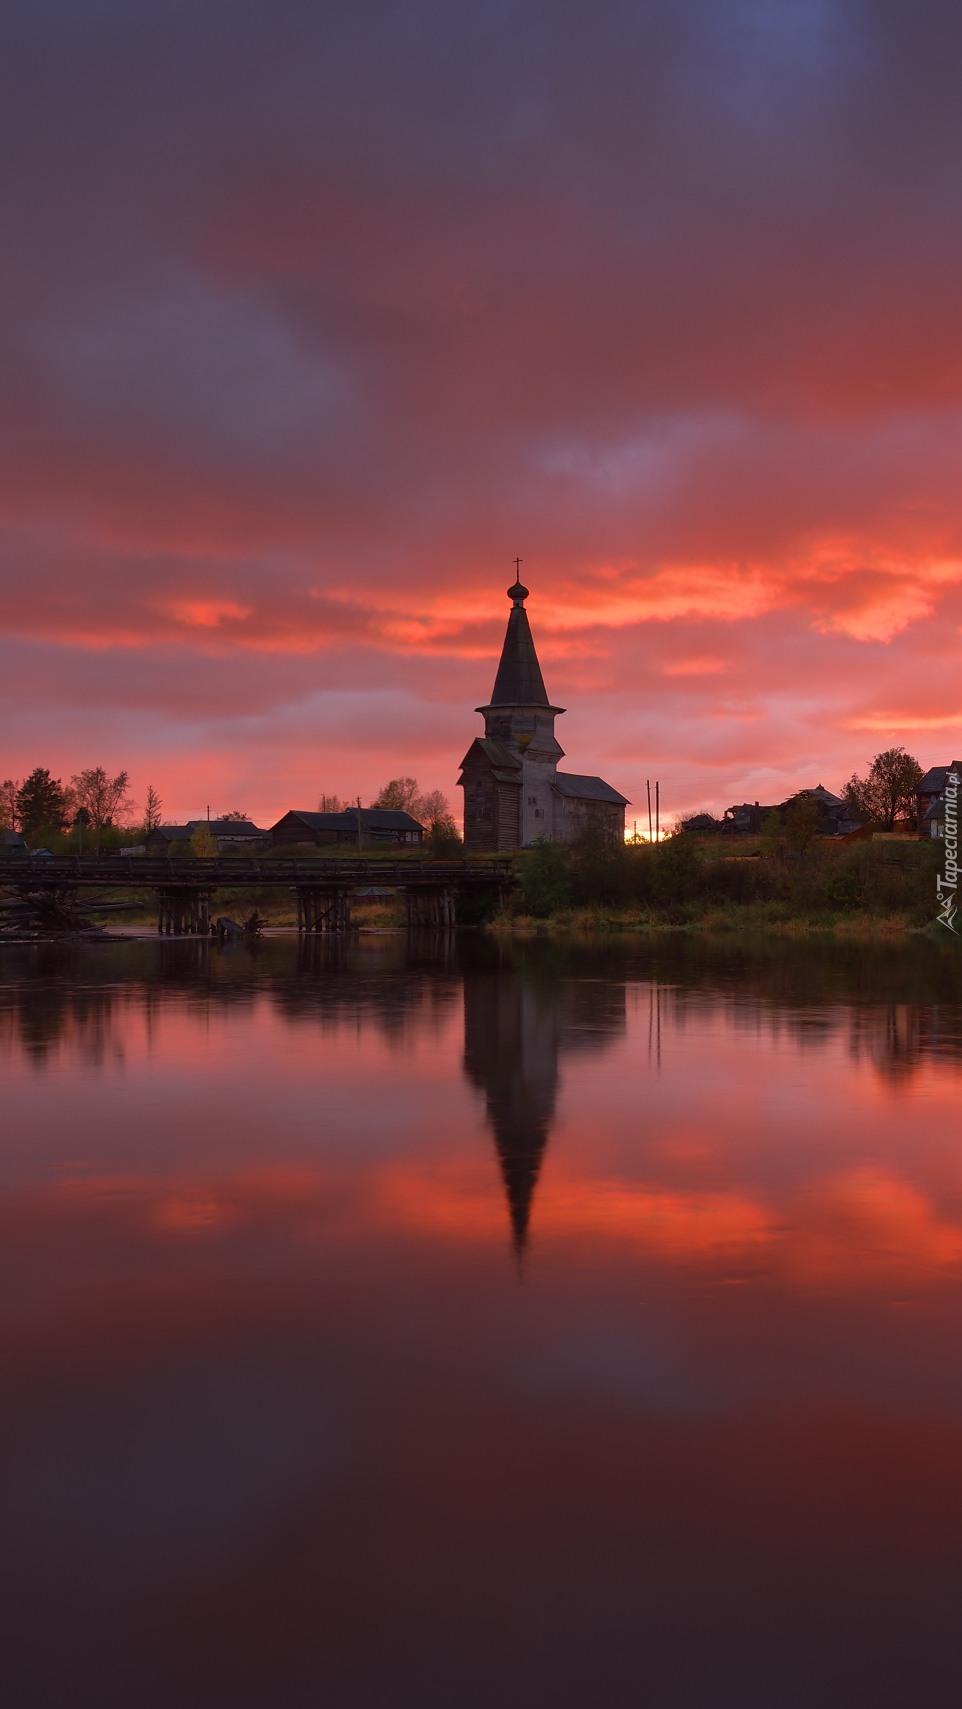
[[497, 781, 522, 849], [458, 758, 498, 854], [520, 751, 560, 845], [459, 753, 523, 852], [551, 794, 626, 843]]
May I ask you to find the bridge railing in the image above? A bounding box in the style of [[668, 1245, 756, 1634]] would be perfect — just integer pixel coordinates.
[[1, 855, 516, 887]]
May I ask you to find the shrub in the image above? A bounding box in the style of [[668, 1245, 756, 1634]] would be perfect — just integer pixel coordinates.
[[651, 834, 702, 904], [519, 839, 573, 917], [785, 797, 821, 852]]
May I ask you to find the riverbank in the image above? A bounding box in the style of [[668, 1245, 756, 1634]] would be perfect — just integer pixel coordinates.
[[489, 902, 938, 935]]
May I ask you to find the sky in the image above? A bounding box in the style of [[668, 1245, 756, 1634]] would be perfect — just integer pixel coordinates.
[[3, 0, 962, 827]]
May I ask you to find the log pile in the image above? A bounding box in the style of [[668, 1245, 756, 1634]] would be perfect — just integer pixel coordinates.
[[0, 887, 138, 940]]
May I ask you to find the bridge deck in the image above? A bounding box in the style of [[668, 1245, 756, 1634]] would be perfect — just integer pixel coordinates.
[[1, 855, 515, 890]]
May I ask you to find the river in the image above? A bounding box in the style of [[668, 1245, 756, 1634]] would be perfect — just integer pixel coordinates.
[[1, 933, 960, 1706]]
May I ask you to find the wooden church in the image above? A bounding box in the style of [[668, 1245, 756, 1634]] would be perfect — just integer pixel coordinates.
[[458, 574, 628, 852]]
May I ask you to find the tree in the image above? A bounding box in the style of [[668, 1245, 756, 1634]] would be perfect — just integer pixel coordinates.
[[318, 794, 345, 812], [845, 748, 922, 831], [190, 824, 218, 857], [520, 838, 573, 917], [421, 791, 462, 856], [418, 788, 451, 831], [0, 779, 18, 830], [759, 809, 783, 857], [70, 767, 132, 829], [784, 795, 821, 852], [16, 769, 70, 837], [144, 785, 163, 832], [219, 809, 248, 821], [373, 777, 421, 814]]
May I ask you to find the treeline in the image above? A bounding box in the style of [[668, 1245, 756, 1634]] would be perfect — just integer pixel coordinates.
[[1, 767, 162, 847], [518, 830, 942, 923]]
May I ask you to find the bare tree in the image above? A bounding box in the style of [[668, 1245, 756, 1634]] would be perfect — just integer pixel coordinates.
[[845, 748, 922, 831], [144, 784, 163, 832], [70, 767, 132, 829], [373, 777, 421, 814], [0, 779, 19, 830], [220, 809, 249, 821], [417, 788, 450, 830], [318, 794, 345, 812]]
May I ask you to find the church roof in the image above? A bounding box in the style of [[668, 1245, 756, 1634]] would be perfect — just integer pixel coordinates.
[[485, 577, 551, 707], [551, 773, 629, 805]]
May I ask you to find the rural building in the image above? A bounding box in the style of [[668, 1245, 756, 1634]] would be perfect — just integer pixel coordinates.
[[270, 808, 423, 848], [722, 802, 778, 835], [146, 818, 270, 853], [458, 576, 627, 852], [914, 764, 962, 835], [0, 829, 25, 855], [722, 786, 866, 838]]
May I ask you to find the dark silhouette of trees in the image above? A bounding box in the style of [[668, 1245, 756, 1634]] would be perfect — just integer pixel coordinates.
[[845, 748, 922, 831], [16, 769, 71, 837]]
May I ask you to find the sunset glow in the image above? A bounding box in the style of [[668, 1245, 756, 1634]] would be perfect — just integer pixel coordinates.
[[4, 3, 962, 822]]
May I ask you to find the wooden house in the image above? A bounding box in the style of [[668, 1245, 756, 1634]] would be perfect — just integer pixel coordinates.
[[914, 764, 962, 835], [145, 818, 269, 853], [270, 809, 423, 848]]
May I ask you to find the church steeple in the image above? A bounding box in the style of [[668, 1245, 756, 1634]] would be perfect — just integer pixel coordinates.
[[476, 575, 565, 744], [488, 575, 550, 708]]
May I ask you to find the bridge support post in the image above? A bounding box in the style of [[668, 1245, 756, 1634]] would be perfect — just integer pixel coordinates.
[[294, 885, 352, 933], [405, 885, 456, 928]]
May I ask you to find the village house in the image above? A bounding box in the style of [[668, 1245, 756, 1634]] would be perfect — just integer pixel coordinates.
[[458, 575, 627, 852], [145, 818, 270, 853], [270, 808, 424, 848], [720, 786, 867, 838], [914, 762, 962, 836]]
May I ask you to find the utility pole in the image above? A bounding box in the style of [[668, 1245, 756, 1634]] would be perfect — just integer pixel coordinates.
[[656, 781, 660, 843], [356, 795, 363, 854], [646, 780, 653, 843]]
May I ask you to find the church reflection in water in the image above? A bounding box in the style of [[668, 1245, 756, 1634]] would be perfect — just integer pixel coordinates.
[[462, 953, 627, 1253]]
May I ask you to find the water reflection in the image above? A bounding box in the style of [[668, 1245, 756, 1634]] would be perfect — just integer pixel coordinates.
[[463, 948, 625, 1251], [1, 934, 962, 1703]]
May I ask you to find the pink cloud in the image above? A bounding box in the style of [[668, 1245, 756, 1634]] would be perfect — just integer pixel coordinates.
[[5, 3, 962, 818]]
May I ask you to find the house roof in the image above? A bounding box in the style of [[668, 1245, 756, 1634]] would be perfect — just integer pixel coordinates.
[[186, 819, 265, 836], [1, 828, 25, 847], [916, 764, 962, 794], [271, 809, 424, 832], [551, 773, 629, 805], [148, 824, 192, 840], [148, 820, 267, 840], [790, 785, 845, 807]]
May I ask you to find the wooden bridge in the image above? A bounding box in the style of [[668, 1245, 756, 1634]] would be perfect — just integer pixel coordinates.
[[0, 854, 515, 935]]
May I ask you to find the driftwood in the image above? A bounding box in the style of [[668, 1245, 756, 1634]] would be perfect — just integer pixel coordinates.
[[0, 887, 115, 939], [214, 911, 266, 940]]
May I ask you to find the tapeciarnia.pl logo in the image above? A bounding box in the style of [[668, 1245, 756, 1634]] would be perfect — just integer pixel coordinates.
[[936, 769, 959, 933]]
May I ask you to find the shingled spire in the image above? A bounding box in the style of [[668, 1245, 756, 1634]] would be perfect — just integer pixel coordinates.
[[488, 574, 550, 707]]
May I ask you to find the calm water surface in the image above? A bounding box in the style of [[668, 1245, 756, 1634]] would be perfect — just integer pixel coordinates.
[[2, 933, 961, 1707]]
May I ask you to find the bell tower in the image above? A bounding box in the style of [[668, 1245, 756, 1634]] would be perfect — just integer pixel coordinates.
[[473, 575, 564, 846]]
